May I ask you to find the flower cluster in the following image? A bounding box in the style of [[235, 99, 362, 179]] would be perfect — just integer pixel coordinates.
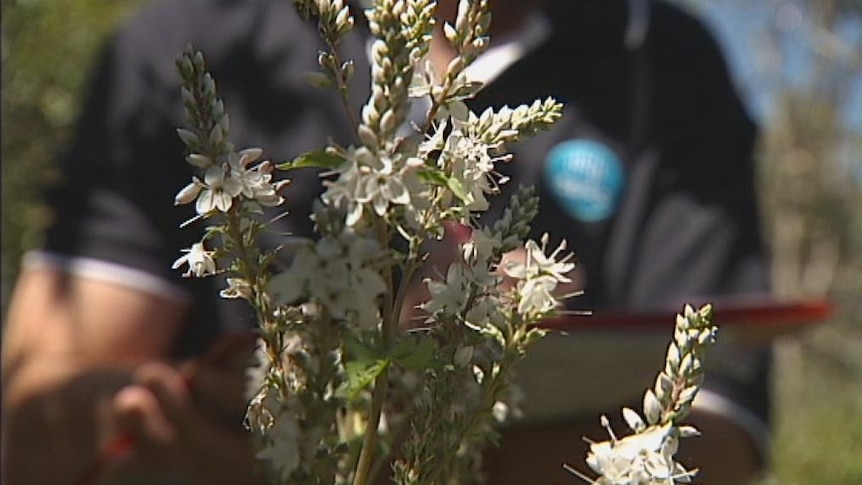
[[268, 233, 388, 327], [174, 148, 285, 216], [170, 2, 716, 485], [574, 418, 694, 485], [503, 234, 576, 317], [171, 48, 287, 282], [568, 305, 717, 484], [321, 146, 425, 227], [174, 52, 286, 218], [173, 7, 566, 476]]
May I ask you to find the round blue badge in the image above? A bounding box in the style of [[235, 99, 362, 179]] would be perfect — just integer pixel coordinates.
[[543, 139, 626, 223]]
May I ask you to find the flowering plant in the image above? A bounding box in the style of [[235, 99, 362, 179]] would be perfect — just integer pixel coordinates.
[[171, 1, 716, 484], [568, 304, 717, 485]]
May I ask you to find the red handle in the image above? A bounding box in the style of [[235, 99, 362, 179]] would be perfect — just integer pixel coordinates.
[[70, 333, 255, 485]]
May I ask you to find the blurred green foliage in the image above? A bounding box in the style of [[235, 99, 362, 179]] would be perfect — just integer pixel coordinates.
[[1, 0, 142, 306], [769, 336, 862, 484], [758, 38, 862, 485]]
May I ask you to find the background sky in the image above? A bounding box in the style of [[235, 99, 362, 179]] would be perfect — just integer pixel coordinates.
[[694, 0, 862, 127], [687, 0, 862, 186]]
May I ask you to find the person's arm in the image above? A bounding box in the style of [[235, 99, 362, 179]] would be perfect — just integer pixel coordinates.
[[1, 267, 185, 484], [3, 267, 263, 485]]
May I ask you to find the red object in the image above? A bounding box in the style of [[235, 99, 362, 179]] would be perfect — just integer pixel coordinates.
[[70, 332, 256, 485], [71, 434, 138, 485], [444, 221, 473, 243], [541, 298, 833, 339]]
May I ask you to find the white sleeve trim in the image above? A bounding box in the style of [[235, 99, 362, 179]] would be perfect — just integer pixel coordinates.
[[465, 12, 551, 85], [23, 250, 193, 304]]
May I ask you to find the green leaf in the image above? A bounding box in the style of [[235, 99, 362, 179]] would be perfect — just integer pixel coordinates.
[[446, 177, 470, 202], [417, 167, 448, 186], [276, 150, 346, 170], [417, 168, 470, 203], [343, 333, 383, 363], [343, 359, 389, 400], [391, 336, 435, 371]]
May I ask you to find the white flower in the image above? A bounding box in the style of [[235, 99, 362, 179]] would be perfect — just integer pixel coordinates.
[[196, 164, 243, 214], [355, 152, 411, 215], [176, 148, 283, 214], [408, 59, 476, 124], [408, 59, 439, 99], [321, 147, 415, 226], [503, 235, 574, 283], [574, 417, 695, 485], [439, 128, 501, 211], [464, 296, 506, 332], [172, 242, 216, 277], [174, 177, 204, 205], [268, 246, 311, 305], [492, 401, 509, 423], [461, 226, 500, 263], [220, 277, 253, 299], [503, 235, 575, 318], [268, 235, 386, 328], [228, 148, 285, 207], [257, 404, 301, 481], [422, 263, 470, 317], [516, 275, 558, 315]]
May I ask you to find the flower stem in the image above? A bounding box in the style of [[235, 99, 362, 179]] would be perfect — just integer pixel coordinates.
[[324, 37, 360, 132], [353, 370, 389, 485], [353, 221, 397, 485]]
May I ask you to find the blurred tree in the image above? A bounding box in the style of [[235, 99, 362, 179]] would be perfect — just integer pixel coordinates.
[[759, 0, 862, 307], [673, 0, 862, 482], [731, 1, 862, 483], [758, 4, 862, 479], [1, 0, 143, 312]]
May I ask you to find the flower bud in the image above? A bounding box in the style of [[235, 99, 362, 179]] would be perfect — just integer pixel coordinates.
[[176, 128, 199, 147], [239, 147, 264, 165], [193, 51, 205, 71], [187, 153, 212, 168], [446, 55, 465, 75], [358, 124, 378, 149], [380, 110, 397, 135], [209, 124, 224, 147], [335, 6, 351, 31], [203, 73, 216, 97], [341, 60, 355, 81], [175, 180, 203, 205]]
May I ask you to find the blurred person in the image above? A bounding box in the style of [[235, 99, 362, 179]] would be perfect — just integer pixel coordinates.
[[1, 1, 770, 484], [478, 2, 773, 484]]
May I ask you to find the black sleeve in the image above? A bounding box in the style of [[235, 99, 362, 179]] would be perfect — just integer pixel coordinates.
[[607, 1, 770, 308], [39, 0, 370, 357], [44, 35, 192, 284], [41, 2, 239, 357]]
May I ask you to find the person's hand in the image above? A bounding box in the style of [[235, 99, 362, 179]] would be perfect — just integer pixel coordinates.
[[104, 342, 264, 485]]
